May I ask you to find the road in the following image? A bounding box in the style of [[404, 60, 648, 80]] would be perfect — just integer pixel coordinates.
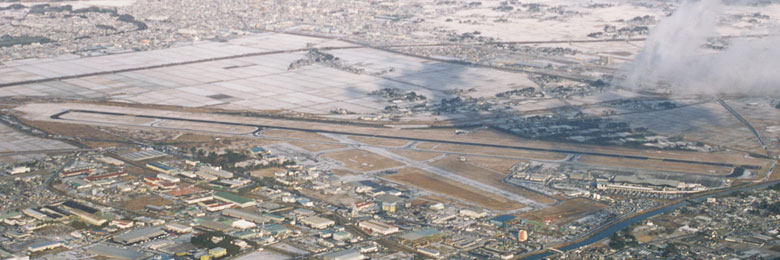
[[717, 98, 769, 155]]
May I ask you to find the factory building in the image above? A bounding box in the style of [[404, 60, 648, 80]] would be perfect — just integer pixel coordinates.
[[28, 241, 64, 253], [164, 222, 193, 233], [113, 227, 166, 245], [146, 162, 174, 174], [323, 248, 365, 260], [300, 216, 335, 229], [198, 167, 233, 179], [213, 191, 255, 208], [359, 220, 399, 235], [222, 208, 265, 223], [86, 244, 147, 260]]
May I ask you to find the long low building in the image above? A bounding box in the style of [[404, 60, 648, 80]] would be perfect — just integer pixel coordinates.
[[300, 216, 335, 229], [198, 167, 233, 179], [28, 241, 65, 253], [359, 220, 399, 235], [146, 162, 173, 174], [113, 226, 166, 245], [222, 208, 266, 223], [214, 191, 256, 208], [87, 244, 147, 260], [164, 222, 193, 233]]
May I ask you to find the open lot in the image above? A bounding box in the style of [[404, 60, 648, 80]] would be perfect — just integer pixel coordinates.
[[389, 149, 443, 161], [288, 141, 346, 152], [261, 129, 337, 142], [430, 155, 556, 205], [120, 194, 171, 211], [415, 142, 568, 161], [517, 198, 607, 224], [321, 149, 404, 172], [0, 123, 76, 153], [250, 167, 288, 178], [383, 167, 526, 211]]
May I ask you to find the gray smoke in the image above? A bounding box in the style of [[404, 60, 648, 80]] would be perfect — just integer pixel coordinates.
[[620, 0, 780, 95]]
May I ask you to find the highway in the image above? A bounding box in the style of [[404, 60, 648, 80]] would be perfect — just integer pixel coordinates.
[[51, 109, 763, 170]]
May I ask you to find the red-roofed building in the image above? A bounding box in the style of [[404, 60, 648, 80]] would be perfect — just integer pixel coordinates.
[[60, 169, 92, 178], [85, 171, 127, 182]]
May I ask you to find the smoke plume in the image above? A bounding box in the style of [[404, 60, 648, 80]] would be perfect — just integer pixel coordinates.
[[620, 0, 780, 95]]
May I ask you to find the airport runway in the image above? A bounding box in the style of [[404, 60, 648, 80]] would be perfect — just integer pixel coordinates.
[[51, 109, 762, 170]]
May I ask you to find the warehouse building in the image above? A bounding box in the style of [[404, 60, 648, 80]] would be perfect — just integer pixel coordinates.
[[358, 220, 399, 235], [222, 208, 265, 223], [214, 191, 256, 208], [164, 222, 193, 233], [146, 162, 173, 174], [300, 216, 335, 229], [87, 244, 147, 260], [323, 248, 365, 260], [399, 228, 444, 246], [198, 167, 233, 179], [28, 241, 65, 253], [113, 227, 166, 245]]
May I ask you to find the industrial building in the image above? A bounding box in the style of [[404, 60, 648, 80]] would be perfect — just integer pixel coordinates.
[[147, 162, 174, 174], [323, 248, 365, 260], [213, 191, 256, 208], [164, 222, 193, 233], [358, 220, 399, 235], [222, 208, 266, 223], [28, 241, 64, 253], [198, 167, 233, 179], [113, 226, 166, 245], [300, 216, 335, 229], [399, 228, 444, 246], [489, 215, 517, 227], [86, 244, 147, 260]]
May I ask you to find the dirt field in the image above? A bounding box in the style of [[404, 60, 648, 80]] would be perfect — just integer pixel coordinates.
[[430, 156, 556, 204], [250, 167, 288, 178], [60, 111, 156, 125], [120, 194, 171, 211], [288, 141, 346, 152], [517, 198, 607, 224], [322, 149, 404, 172], [23, 120, 127, 143], [348, 136, 410, 147], [768, 165, 780, 181], [389, 149, 444, 161], [300, 189, 356, 206], [261, 129, 337, 142], [463, 156, 526, 174], [415, 142, 568, 161], [330, 169, 354, 176], [577, 155, 733, 175], [383, 167, 526, 211]]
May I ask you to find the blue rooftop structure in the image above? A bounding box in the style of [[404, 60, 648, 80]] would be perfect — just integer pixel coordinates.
[[489, 215, 516, 226], [249, 147, 266, 153], [147, 162, 172, 171]]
